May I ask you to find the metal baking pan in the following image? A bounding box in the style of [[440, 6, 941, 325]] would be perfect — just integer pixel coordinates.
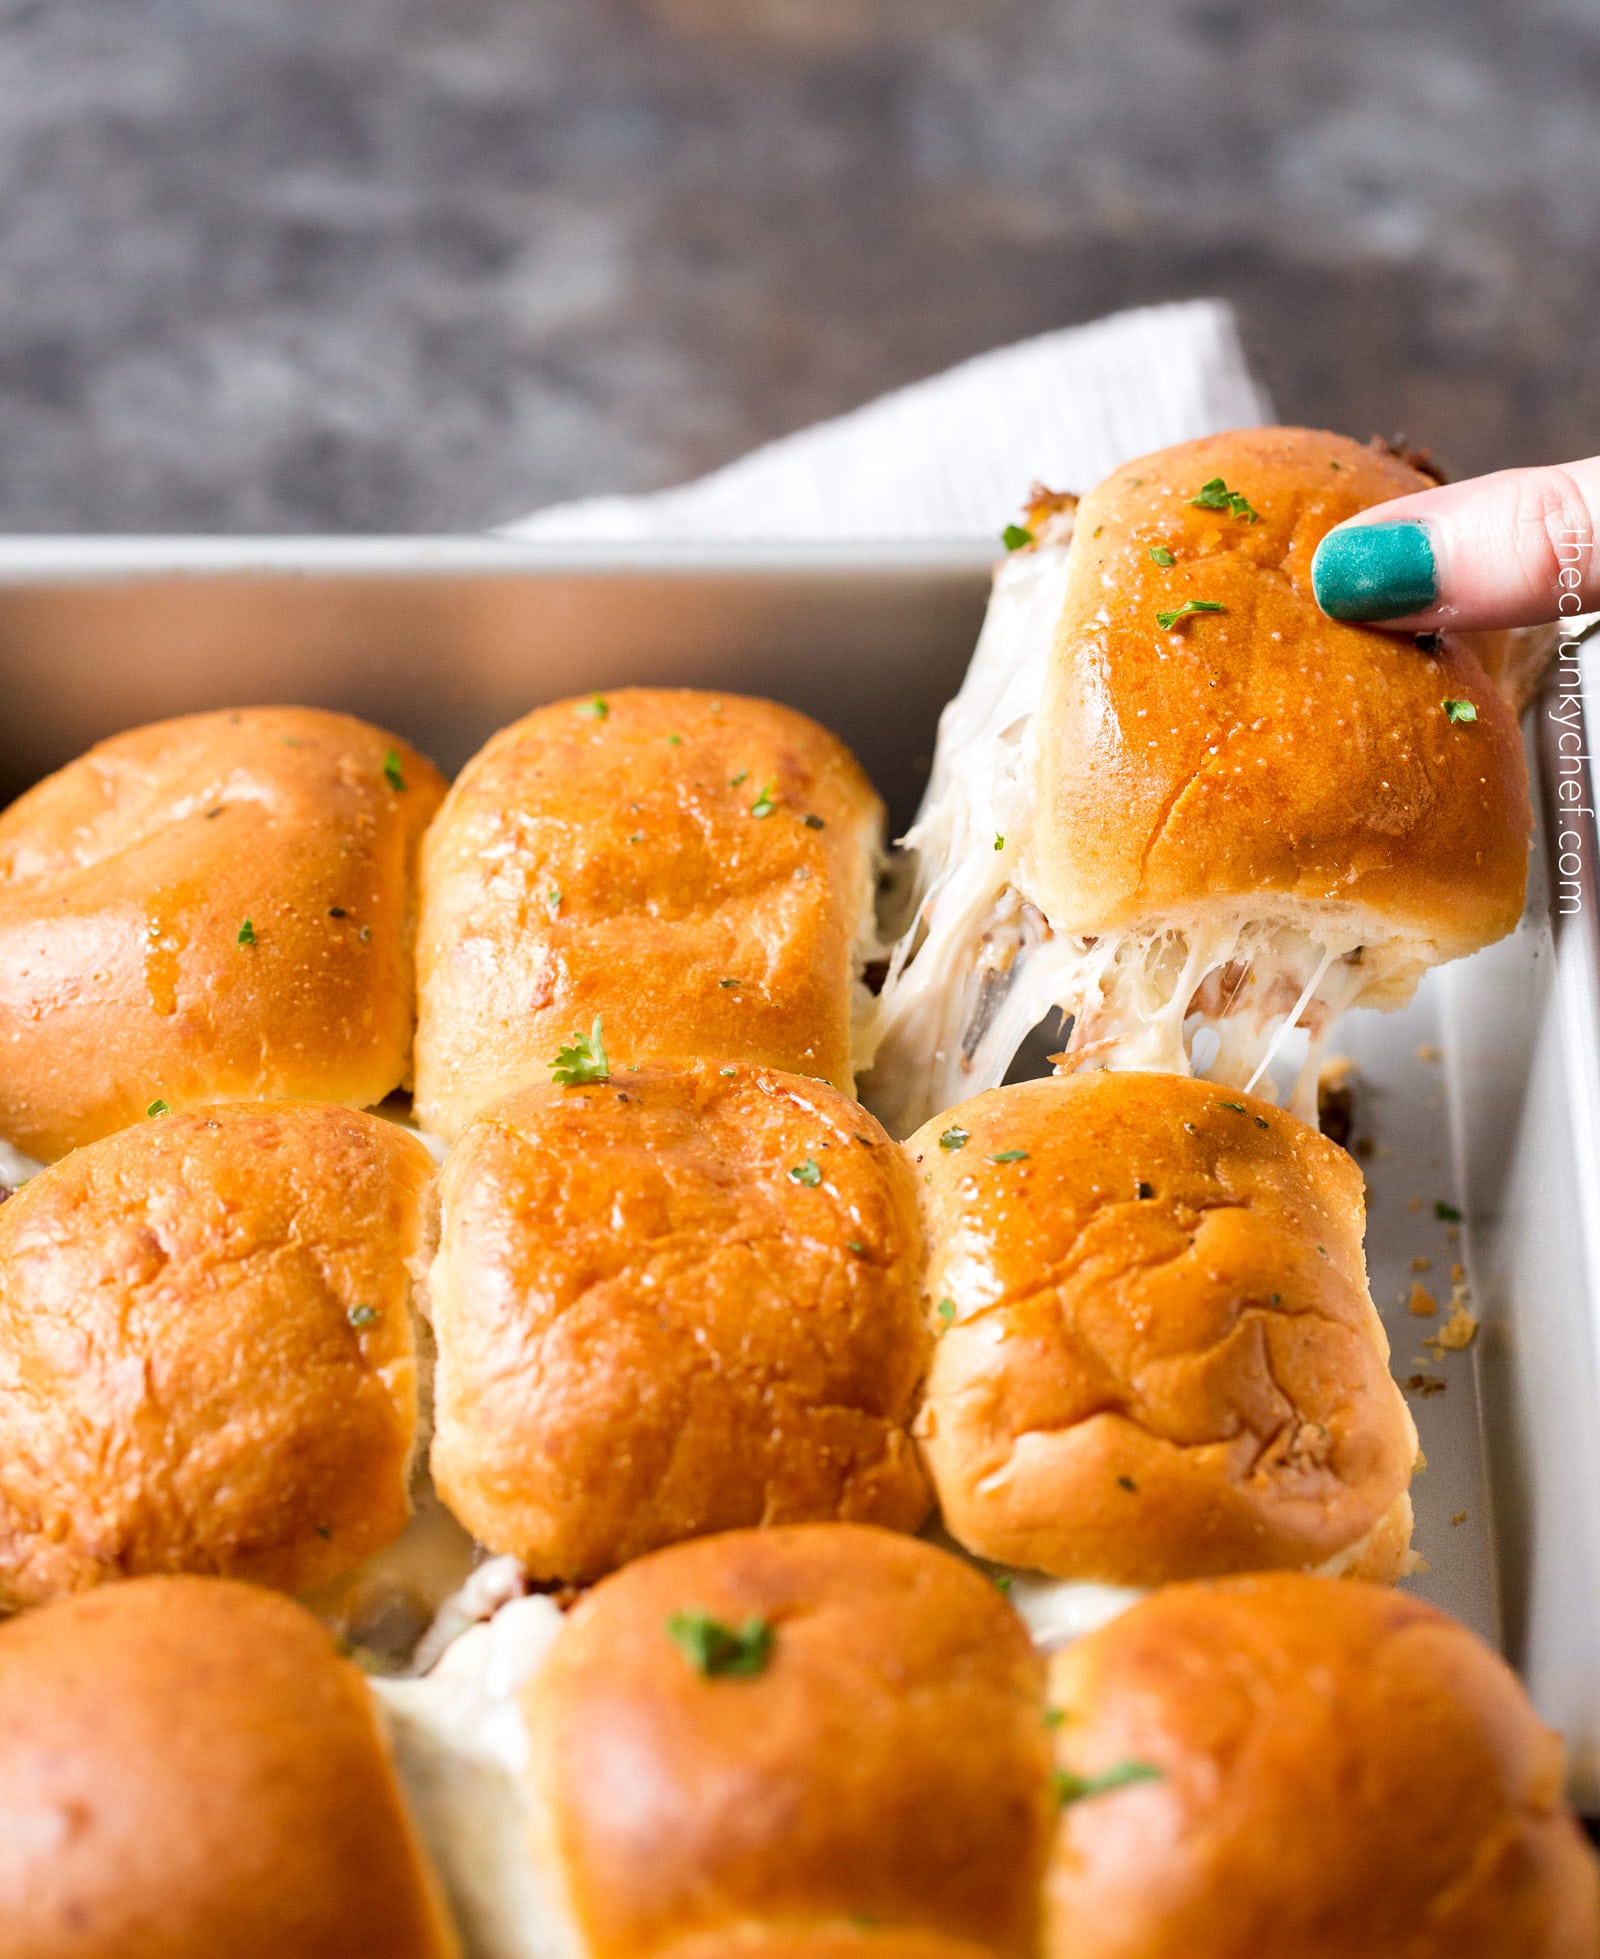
[[0, 536, 1594, 1804]]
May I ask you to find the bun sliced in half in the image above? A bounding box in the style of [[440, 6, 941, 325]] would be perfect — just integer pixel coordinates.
[[414, 689, 883, 1140], [523, 1524, 1055, 1959], [0, 1102, 435, 1609], [867, 429, 1532, 1134], [906, 1073, 1416, 1585], [0, 707, 445, 1161], [0, 1576, 459, 1958], [1044, 1575, 1600, 1959], [430, 1065, 931, 1581]]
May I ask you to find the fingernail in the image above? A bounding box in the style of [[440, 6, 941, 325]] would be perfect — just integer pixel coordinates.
[[1311, 520, 1437, 621]]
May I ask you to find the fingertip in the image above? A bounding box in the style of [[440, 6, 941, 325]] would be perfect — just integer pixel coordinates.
[[1311, 519, 1439, 623]]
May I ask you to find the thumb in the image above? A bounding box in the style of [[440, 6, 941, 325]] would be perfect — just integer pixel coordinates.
[[1311, 457, 1600, 632]]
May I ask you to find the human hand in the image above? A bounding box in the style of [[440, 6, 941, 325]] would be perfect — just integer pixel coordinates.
[[1312, 457, 1599, 632]]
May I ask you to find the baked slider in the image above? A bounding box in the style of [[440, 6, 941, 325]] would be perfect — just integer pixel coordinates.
[[0, 1101, 434, 1609], [0, 1575, 459, 1958], [866, 428, 1532, 1133], [1044, 1574, 1600, 1958], [414, 688, 882, 1140], [523, 1523, 1055, 1959], [0, 706, 445, 1161], [429, 1063, 931, 1581], [906, 1072, 1417, 1592]]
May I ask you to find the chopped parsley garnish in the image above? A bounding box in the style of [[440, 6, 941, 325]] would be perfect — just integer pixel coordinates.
[[550, 1017, 610, 1086], [546, 886, 562, 918], [1442, 698, 1478, 724], [993, 833, 1005, 851], [846, 1239, 865, 1254], [1157, 598, 1226, 631], [1149, 545, 1175, 566], [789, 1157, 823, 1187], [1435, 1200, 1463, 1222], [719, 977, 741, 989], [667, 733, 683, 745], [575, 694, 609, 720], [1054, 1761, 1163, 1807], [993, 1572, 1013, 1596], [146, 1099, 170, 1118], [236, 918, 256, 946], [989, 1149, 1029, 1164], [938, 1125, 970, 1152], [328, 905, 348, 919], [666, 1610, 774, 1678], [1190, 477, 1258, 522], [750, 782, 778, 818], [382, 749, 406, 791], [1219, 1101, 1247, 1114], [1042, 1707, 1065, 1730], [936, 1298, 956, 1323], [359, 925, 371, 942], [347, 1304, 379, 1328], [719, 1066, 737, 1077], [1136, 1180, 1154, 1200], [802, 813, 825, 830], [1117, 1475, 1138, 1492], [205, 805, 224, 819], [729, 769, 748, 788], [1002, 523, 1033, 551]]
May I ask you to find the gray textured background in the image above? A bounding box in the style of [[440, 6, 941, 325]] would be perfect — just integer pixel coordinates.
[[1, 0, 1596, 533]]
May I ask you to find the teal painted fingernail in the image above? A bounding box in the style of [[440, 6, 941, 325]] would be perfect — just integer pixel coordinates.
[[1311, 520, 1437, 621]]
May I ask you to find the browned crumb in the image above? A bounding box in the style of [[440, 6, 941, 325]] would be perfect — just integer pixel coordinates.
[[1451, 1262, 1466, 1285], [1408, 1282, 1438, 1318], [1353, 1136, 1375, 1160], [1317, 1055, 1357, 1150], [1452, 1512, 1469, 1527], [1416, 1044, 1443, 1063], [1403, 1373, 1448, 1397], [1426, 1301, 1479, 1353], [1412, 1555, 1433, 1575], [1410, 1256, 1433, 1273], [1406, 1196, 1422, 1213]]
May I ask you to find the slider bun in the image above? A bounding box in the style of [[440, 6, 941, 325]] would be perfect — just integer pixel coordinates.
[[0, 707, 445, 1161], [906, 1072, 1416, 1584], [1044, 1574, 1600, 1959], [660, 1934, 998, 1959], [415, 689, 883, 1140], [0, 1102, 435, 1609], [1031, 427, 1530, 984], [0, 1576, 459, 1958], [430, 1065, 931, 1581], [524, 1524, 1053, 1959]]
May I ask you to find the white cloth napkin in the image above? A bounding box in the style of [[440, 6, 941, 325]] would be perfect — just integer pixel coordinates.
[[502, 298, 1272, 543]]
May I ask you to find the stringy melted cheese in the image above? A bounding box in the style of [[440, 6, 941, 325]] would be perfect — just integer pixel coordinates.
[[862, 522, 1389, 1137], [375, 1592, 580, 1959]]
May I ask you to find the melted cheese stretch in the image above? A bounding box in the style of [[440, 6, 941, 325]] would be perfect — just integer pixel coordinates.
[[861, 530, 1381, 1138], [375, 1593, 579, 1959]]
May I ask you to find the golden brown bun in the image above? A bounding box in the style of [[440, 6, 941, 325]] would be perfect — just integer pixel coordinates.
[[0, 707, 445, 1161], [659, 1932, 999, 1959], [524, 1524, 1053, 1959], [1031, 427, 1530, 962], [430, 1065, 930, 1580], [1044, 1574, 1600, 1959], [0, 1575, 459, 1958], [906, 1073, 1416, 1583], [0, 1102, 435, 1609], [414, 689, 882, 1140]]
